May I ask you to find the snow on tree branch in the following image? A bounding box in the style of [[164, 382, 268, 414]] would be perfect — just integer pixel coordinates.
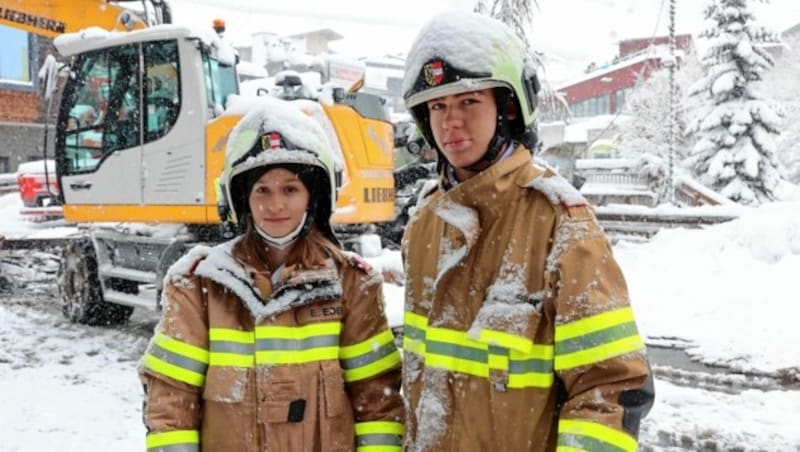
[[686, 0, 786, 205]]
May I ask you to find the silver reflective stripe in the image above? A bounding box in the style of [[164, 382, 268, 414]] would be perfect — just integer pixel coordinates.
[[555, 322, 639, 355], [209, 340, 254, 355], [148, 444, 199, 452], [356, 433, 403, 447], [426, 340, 487, 363], [149, 344, 208, 374], [509, 358, 552, 374], [404, 324, 426, 341], [256, 335, 339, 351], [341, 342, 397, 370]]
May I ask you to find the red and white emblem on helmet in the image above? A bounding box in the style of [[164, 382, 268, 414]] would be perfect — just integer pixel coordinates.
[[423, 60, 445, 86], [261, 132, 282, 150]]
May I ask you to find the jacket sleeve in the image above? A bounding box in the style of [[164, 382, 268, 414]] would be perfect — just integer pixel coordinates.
[[139, 274, 209, 452], [338, 262, 404, 451], [547, 206, 655, 452]]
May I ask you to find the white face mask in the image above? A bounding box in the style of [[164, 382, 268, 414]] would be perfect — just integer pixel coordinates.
[[253, 212, 308, 250]]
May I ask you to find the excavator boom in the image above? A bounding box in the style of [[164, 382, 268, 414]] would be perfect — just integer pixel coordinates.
[[0, 0, 169, 38]]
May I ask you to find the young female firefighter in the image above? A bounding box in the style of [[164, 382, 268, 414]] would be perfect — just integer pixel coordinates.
[[139, 99, 404, 452], [399, 11, 654, 452]]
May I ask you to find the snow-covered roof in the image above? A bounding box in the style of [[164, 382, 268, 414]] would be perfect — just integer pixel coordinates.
[[54, 24, 237, 66], [555, 45, 684, 90], [561, 115, 629, 143], [16, 160, 56, 175], [237, 60, 268, 78]]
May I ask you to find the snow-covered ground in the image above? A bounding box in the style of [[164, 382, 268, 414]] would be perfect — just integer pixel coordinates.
[[2, 192, 799, 450]]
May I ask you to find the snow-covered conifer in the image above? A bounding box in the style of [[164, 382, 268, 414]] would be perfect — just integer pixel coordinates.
[[762, 33, 800, 183], [685, 0, 784, 205]]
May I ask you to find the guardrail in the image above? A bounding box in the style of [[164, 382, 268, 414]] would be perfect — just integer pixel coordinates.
[[594, 205, 740, 240], [0, 173, 18, 195]]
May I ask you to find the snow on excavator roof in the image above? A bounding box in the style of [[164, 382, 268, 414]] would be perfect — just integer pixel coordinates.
[[54, 24, 237, 66]]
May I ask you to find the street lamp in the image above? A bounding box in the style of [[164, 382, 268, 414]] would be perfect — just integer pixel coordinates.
[[665, 0, 677, 205]]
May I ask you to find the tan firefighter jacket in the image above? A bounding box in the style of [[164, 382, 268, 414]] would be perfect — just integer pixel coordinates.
[[140, 238, 404, 452], [401, 146, 654, 452]]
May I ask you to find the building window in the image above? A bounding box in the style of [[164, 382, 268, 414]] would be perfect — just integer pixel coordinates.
[[0, 156, 9, 173], [0, 25, 34, 90]]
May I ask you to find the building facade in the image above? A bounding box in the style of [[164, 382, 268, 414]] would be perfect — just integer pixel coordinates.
[[0, 25, 56, 174], [540, 34, 694, 122]]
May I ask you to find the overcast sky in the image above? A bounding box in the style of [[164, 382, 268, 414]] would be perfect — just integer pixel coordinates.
[[169, 0, 799, 81]]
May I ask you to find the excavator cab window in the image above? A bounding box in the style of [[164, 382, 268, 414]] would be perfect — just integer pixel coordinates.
[[144, 40, 181, 140], [60, 40, 183, 175], [202, 50, 237, 117], [60, 44, 142, 174]]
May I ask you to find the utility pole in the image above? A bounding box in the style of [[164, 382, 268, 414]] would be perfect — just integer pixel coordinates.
[[665, 0, 677, 205]]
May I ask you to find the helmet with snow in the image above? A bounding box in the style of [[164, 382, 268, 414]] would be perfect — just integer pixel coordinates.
[[219, 97, 339, 245], [403, 11, 541, 171]]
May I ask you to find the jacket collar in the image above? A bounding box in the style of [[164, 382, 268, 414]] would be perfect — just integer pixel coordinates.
[[425, 146, 542, 284], [192, 238, 342, 322]]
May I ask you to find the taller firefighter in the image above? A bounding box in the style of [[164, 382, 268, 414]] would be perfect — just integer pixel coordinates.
[[400, 11, 654, 452], [139, 97, 404, 452]]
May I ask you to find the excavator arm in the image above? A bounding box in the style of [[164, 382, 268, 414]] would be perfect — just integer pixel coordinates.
[[0, 0, 171, 38]]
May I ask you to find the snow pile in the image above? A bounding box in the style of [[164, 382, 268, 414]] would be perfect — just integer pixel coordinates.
[[0, 192, 29, 235], [617, 201, 800, 373]]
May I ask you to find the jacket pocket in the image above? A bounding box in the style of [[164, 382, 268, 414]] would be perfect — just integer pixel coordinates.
[[262, 380, 305, 452], [319, 361, 355, 451], [201, 367, 253, 452]]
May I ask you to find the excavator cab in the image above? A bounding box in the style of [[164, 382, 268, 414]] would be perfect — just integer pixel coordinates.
[[55, 26, 238, 221]]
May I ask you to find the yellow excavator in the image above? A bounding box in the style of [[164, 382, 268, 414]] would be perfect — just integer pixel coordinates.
[[0, 0, 396, 325]]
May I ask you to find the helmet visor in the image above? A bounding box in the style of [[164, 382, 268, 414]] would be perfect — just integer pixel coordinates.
[[405, 78, 510, 109]]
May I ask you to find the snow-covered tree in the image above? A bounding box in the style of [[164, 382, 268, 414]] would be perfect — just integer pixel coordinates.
[[472, 0, 571, 125], [762, 33, 800, 183], [685, 0, 784, 205], [473, 0, 538, 46], [617, 52, 704, 160]]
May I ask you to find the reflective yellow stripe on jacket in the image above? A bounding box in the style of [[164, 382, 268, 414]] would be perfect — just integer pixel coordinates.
[[146, 429, 199, 452], [557, 419, 637, 452], [208, 322, 343, 368], [355, 420, 404, 452], [144, 333, 209, 387], [554, 307, 645, 371], [147, 322, 399, 384], [340, 329, 402, 382], [403, 311, 554, 389]]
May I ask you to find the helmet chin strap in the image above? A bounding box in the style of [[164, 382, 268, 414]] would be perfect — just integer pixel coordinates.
[[254, 212, 308, 250], [463, 89, 513, 173]]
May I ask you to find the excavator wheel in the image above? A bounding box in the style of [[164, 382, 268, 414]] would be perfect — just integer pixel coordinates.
[[57, 239, 133, 326]]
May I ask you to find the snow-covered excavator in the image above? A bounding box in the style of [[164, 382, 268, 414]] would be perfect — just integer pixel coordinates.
[[0, 0, 396, 325]]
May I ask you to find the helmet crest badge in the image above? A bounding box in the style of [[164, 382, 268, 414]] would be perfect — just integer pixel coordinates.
[[261, 132, 282, 150], [423, 60, 444, 86]]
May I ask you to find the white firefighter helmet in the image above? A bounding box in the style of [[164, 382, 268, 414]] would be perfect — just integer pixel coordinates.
[[219, 97, 338, 244]]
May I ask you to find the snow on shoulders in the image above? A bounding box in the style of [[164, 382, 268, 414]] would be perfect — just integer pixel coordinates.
[[165, 244, 212, 283], [434, 199, 479, 239], [527, 174, 587, 207]]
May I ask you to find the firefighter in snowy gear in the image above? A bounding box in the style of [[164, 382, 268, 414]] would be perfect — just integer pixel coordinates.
[[139, 98, 404, 452], [400, 11, 654, 452]]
